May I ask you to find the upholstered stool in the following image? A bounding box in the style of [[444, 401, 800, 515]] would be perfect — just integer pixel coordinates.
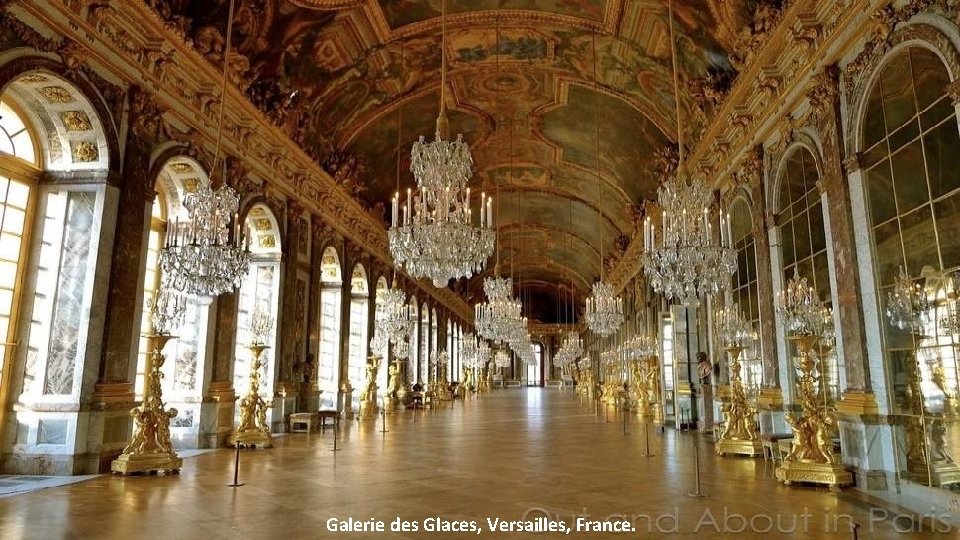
[[290, 412, 314, 433]]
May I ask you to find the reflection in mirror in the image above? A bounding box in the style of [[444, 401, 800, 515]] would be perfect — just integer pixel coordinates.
[[864, 45, 960, 489]]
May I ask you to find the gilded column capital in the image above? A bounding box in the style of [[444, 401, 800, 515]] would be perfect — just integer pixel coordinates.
[[129, 86, 170, 143], [946, 79, 960, 106], [58, 38, 89, 71], [225, 156, 258, 197], [764, 210, 778, 230], [807, 66, 840, 119], [288, 198, 306, 218], [842, 152, 862, 175]]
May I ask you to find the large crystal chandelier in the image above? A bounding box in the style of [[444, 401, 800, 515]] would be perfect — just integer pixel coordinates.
[[388, 0, 494, 287], [886, 266, 930, 332], [585, 281, 624, 337], [158, 2, 248, 299], [641, 177, 736, 304], [160, 180, 250, 298], [640, 2, 735, 306], [476, 276, 522, 342]]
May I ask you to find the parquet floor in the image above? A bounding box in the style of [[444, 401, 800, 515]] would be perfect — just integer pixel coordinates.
[[0, 388, 952, 539]]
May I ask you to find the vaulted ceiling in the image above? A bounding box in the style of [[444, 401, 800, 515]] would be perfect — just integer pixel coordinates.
[[167, 0, 754, 323]]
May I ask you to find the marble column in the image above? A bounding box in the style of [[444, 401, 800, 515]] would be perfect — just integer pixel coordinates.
[[744, 148, 786, 434], [338, 245, 354, 417], [272, 200, 303, 430], [204, 290, 237, 448], [301, 217, 326, 413]]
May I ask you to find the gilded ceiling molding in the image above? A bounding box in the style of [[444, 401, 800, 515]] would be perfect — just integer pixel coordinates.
[[7, 0, 473, 321], [379, 9, 621, 43], [288, 0, 365, 10]]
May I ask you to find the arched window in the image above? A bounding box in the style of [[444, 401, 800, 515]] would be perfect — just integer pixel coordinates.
[[0, 98, 37, 428], [318, 247, 342, 408], [1, 72, 113, 461], [431, 308, 439, 377], [528, 343, 543, 386], [447, 319, 454, 377], [409, 296, 419, 383], [140, 157, 215, 439], [729, 197, 762, 396], [860, 45, 960, 483], [348, 264, 368, 410], [233, 204, 281, 407], [420, 304, 430, 383], [777, 146, 840, 402], [374, 276, 389, 392]]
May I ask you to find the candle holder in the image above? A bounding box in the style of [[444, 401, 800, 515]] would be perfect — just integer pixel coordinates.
[[774, 275, 852, 491], [714, 305, 762, 458], [112, 291, 185, 474], [229, 341, 273, 447]]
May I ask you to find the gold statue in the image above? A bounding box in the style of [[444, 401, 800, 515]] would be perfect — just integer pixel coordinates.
[[385, 361, 400, 410], [229, 343, 273, 447], [359, 354, 381, 420], [112, 334, 183, 475]]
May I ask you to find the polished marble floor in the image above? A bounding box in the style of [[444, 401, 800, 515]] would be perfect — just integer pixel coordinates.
[[0, 389, 954, 539]]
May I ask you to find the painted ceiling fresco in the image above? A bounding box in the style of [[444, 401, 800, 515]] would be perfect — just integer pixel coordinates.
[[162, 0, 755, 322]]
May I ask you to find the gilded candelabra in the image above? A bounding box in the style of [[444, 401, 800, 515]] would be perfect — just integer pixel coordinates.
[[714, 305, 762, 457], [229, 342, 273, 447], [112, 333, 183, 474], [774, 275, 852, 491]]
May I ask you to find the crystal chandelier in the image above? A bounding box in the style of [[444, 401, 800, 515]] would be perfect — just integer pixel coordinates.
[[375, 284, 415, 358], [495, 349, 511, 369], [475, 276, 522, 342], [641, 178, 736, 304], [640, 3, 735, 306], [886, 266, 930, 333], [585, 281, 624, 337], [159, 181, 250, 298], [714, 304, 755, 349], [555, 331, 584, 367], [388, 0, 494, 287], [776, 272, 827, 337]]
